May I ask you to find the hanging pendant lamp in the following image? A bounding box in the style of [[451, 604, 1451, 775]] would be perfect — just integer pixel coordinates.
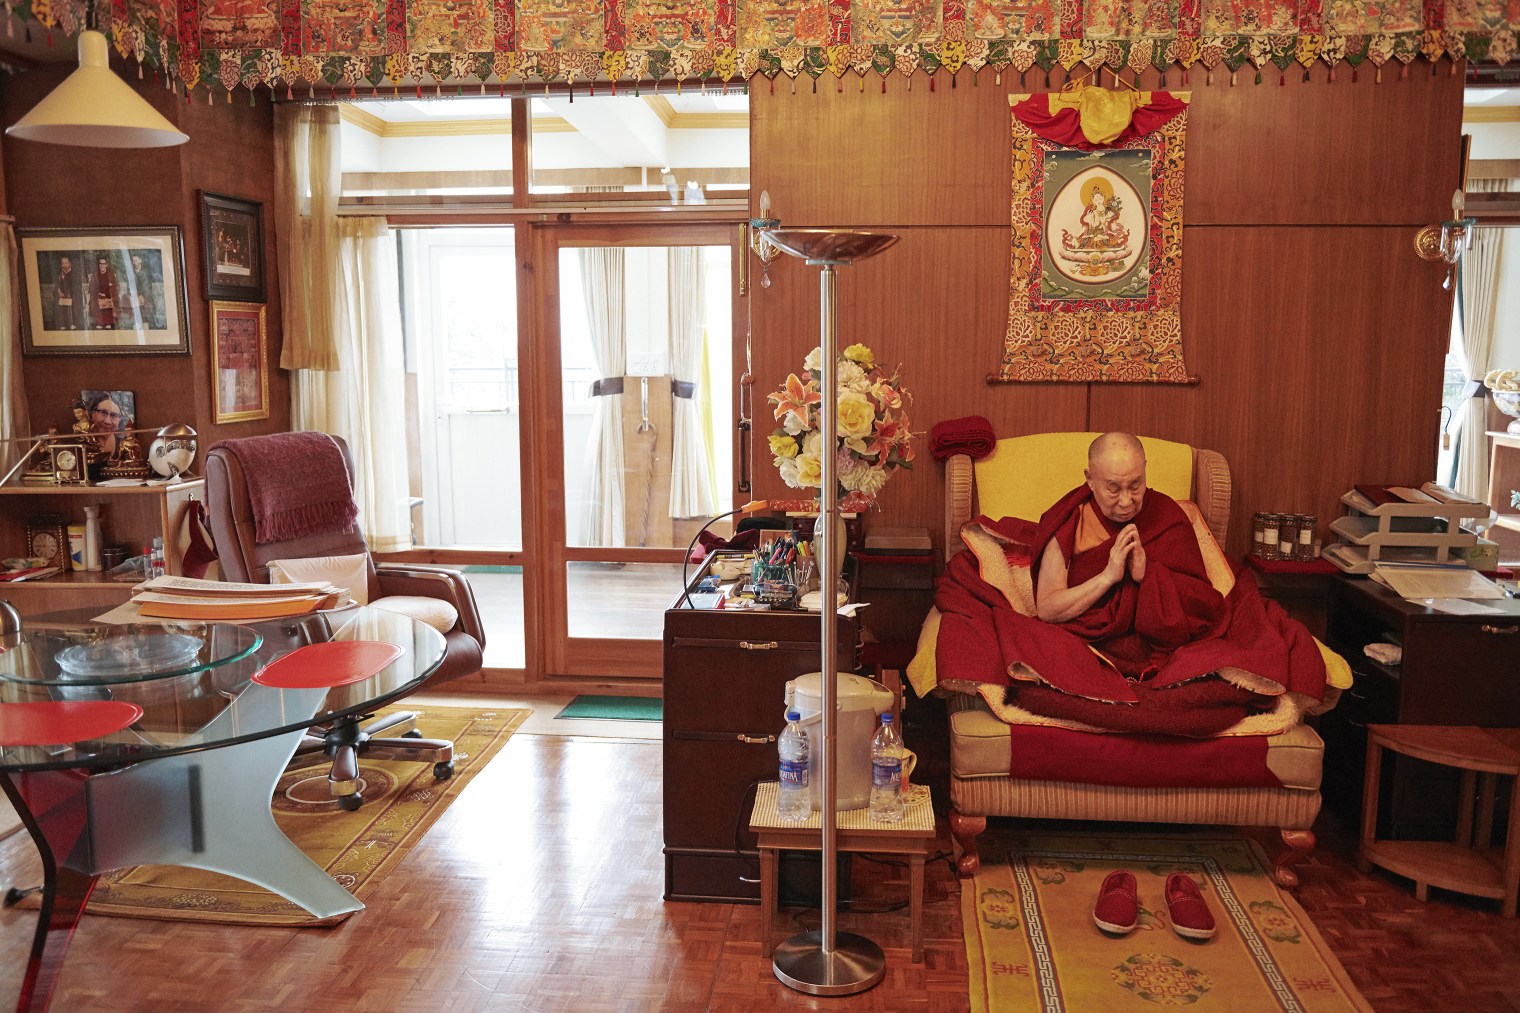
[[6, 30, 188, 148]]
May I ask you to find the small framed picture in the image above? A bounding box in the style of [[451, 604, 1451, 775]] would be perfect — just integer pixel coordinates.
[[210, 301, 269, 423], [50, 443, 89, 485], [18, 227, 190, 356], [199, 191, 265, 302]]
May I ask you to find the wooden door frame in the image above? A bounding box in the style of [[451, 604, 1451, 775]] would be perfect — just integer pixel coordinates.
[[525, 220, 745, 681]]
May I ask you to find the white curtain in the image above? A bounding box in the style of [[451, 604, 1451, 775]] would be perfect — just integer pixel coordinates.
[[1454, 179, 1512, 499], [580, 248, 626, 547], [277, 103, 409, 551], [275, 104, 342, 371], [0, 223, 29, 477], [292, 218, 411, 552], [667, 248, 714, 518]]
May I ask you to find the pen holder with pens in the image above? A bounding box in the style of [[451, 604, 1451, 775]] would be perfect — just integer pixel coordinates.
[[751, 560, 799, 606]]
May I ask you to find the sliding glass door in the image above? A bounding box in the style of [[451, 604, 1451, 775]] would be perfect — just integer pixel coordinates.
[[537, 223, 740, 679]]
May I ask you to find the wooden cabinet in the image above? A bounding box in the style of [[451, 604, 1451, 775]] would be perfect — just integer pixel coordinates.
[[0, 479, 205, 616], [662, 589, 860, 903], [1320, 576, 1520, 838]]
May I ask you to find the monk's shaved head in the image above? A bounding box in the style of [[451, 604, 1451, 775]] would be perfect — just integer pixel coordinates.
[[1085, 432, 1148, 523], [1088, 431, 1145, 469]]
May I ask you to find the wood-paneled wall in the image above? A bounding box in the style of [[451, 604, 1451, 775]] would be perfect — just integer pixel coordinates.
[[0, 65, 289, 447], [748, 64, 1465, 558]]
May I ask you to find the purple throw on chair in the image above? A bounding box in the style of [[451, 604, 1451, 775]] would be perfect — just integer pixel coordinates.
[[208, 432, 359, 545]]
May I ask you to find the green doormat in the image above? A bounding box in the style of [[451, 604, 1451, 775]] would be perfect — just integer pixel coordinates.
[[555, 695, 663, 721]]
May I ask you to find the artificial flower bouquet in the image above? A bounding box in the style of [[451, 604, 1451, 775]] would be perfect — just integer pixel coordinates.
[[766, 343, 915, 510]]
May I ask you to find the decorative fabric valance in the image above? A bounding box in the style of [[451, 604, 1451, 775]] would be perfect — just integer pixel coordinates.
[[5, 0, 1513, 95]]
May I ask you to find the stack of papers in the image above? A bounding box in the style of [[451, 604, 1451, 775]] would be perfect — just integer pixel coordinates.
[[127, 575, 348, 620], [1370, 562, 1509, 614]]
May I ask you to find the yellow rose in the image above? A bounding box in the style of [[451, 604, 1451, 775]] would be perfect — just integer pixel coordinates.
[[796, 452, 823, 488], [769, 434, 799, 459], [836, 391, 876, 439], [843, 343, 875, 369]]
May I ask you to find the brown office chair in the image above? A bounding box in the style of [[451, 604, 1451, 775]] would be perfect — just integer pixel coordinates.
[[205, 433, 486, 810]]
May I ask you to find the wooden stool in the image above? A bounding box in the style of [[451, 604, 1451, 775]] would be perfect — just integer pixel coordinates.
[[1361, 724, 1520, 916], [749, 782, 936, 962]]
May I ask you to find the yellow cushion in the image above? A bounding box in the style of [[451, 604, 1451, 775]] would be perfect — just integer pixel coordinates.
[[974, 433, 1195, 524]]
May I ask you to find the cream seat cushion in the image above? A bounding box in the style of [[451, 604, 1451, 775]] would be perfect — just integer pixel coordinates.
[[369, 596, 459, 636], [269, 553, 370, 605], [948, 696, 1325, 790]]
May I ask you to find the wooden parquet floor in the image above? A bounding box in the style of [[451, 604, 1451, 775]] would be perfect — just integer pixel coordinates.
[[0, 732, 1517, 1011]]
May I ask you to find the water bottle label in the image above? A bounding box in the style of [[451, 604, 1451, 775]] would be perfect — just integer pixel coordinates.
[[871, 758, 901, 788], [779, 759, 809, 788]]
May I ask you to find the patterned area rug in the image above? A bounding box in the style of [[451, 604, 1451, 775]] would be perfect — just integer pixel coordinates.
[[81, 705, 529, 926], [964, 833, 1371, 1012]]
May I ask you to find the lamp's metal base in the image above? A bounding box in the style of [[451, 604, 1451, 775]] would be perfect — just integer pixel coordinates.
[[772, 930, 886, 996]]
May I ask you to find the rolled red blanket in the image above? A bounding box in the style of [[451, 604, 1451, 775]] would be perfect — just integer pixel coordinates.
[[930, 415, 997, 461]]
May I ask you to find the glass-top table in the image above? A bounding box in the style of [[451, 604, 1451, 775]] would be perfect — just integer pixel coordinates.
[[0, 606, 447, 1011]]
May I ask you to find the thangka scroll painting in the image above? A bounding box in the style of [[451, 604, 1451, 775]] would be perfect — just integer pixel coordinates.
[[996, 86, 1192, 384]]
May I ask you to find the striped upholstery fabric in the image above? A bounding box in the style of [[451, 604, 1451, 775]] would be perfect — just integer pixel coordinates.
[[950, 777, 1321, 831]]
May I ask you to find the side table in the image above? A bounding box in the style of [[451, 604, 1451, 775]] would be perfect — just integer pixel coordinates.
[[749, 782, 936, 962], [1360, 724, 1520, 916]]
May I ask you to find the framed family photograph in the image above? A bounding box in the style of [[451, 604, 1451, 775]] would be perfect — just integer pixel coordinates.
[[210, 301, 269, 423], [199, 191, 265, 302], [19, 227, 190, 356]]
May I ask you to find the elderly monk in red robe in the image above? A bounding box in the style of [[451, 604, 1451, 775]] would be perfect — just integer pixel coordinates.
[[983, 432, 1325, 735]]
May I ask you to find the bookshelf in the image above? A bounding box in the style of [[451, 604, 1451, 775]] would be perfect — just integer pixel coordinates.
[[0, 478, 205, 615]]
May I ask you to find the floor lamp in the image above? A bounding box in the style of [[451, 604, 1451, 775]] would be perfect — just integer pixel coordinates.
[[761, 228, 899, 996]]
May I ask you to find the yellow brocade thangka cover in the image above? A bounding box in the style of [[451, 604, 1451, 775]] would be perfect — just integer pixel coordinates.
[[964, 834, 1373, 1013]]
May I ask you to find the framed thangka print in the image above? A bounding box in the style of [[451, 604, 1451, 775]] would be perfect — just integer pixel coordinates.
[[996, 88, 1194, 384]]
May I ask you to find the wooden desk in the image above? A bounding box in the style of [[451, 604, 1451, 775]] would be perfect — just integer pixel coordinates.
[[1360, 725, 1520, 916], [749, 782, 936, 962], [1321, 576, 1520, 836]]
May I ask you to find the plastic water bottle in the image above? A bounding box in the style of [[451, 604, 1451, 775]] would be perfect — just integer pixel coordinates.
[[869, 712, 905, 823], [776, 710, 811, 822]]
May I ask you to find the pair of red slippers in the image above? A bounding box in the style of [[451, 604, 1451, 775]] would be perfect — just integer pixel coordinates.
[[1092, 870, 1215, 940]]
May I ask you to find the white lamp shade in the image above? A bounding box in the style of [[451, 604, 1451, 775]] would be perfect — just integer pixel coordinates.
[[5, 31, 187, 148]]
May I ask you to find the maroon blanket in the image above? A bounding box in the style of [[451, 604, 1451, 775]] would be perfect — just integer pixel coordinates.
[[934, 486, 1326, 735], [211, 432, 358, 545], [929, 415, 997, 461], [1009, 725, 1281, 788]]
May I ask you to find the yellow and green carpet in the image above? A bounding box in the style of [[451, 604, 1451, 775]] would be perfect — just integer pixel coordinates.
[[964, 833, 1371, 1012]]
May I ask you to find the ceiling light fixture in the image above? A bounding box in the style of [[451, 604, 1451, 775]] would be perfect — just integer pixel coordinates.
[[5, 29, 188, 148]]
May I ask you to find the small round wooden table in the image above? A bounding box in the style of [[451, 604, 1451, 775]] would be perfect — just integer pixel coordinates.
[[1360, 725, 1520, 916]]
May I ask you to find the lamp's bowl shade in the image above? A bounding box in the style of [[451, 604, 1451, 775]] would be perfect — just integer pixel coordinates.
[[5, 31, 188, 148], [761, 229, 899, 265]]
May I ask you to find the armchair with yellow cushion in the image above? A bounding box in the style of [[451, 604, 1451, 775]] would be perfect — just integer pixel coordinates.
[[909, 433, 1349, 887]]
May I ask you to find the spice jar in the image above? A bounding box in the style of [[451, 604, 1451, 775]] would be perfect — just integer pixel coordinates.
[[1251, 512, 1268, 558], [1295, 514, 1317, 561], [1260, 513, 1282, 561], [1278, 514, 1299, 562]]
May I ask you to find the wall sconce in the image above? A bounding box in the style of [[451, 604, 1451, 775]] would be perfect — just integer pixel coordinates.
[[748, 190, 782, 289], [1414, 190, 1475, 290], [6, 28, 188, 148]]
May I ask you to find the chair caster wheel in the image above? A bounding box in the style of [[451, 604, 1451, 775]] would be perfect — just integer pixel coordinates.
[[433, 761, 455, 780], [338, 793, 363, 811], [402, 729, 422, 738]]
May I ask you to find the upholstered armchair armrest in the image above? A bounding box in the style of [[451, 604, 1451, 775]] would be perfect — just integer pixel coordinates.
[[945, 453, 974, 558], [376, 563, 487, 647]]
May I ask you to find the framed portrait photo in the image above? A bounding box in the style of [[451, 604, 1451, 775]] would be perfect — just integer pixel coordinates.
[[210, 301, 269, 423], [199, 191, 265, 302], [19, 227, 190, 356]]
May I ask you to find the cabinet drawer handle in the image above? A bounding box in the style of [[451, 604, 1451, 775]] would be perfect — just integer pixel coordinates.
[[1480, 624, 1520, 635], [739, 640, 779, 651], [737, 734, 777, 745]]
